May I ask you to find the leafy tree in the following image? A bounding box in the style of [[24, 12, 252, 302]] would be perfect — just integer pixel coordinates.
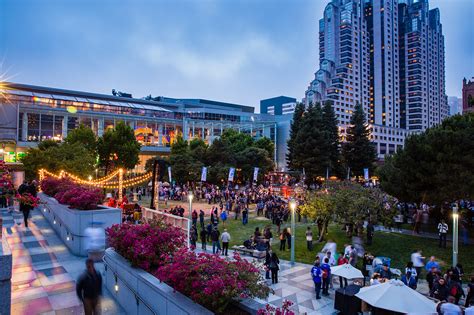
[[97, 121, 141, 173], [21, 143, 96, 180], [286, 102, 305, 170], [378, 113, 474, 207], [254, 137, 274, 158], [189, 138, 208, 164], [236, 147, 274, 182], [299, 191, 334, 242], [322, 100, 341, 177], [169, 136, 203, 183], [342, 102, 377, 177], [37, 139, 59, 151], [65, 124, 97, 154]]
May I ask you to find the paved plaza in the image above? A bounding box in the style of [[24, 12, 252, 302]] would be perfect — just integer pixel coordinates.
[[1, 208, 124, 315]]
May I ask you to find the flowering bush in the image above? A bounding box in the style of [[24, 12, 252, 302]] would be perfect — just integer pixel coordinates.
[[106, 221, 185, 271], [15, 193, 42, 207], [155, 249, 272, 313], [257, 300, 295, 315], [41, 177, 103, 210]]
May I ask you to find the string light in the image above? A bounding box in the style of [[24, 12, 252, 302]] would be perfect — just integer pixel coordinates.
[[39, 168, 152, 189]]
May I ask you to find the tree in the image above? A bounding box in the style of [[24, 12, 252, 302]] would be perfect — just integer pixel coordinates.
[[293, 103, 329, 182], [65, 124, 97, 154], [299, 191, 334, 242], [322, 100, 341, 177], [378, 113, 474, 207], [169, 136, 202, 184], [97, 121, 141, 173], [254, 137, 274, 158], [21, 142, 96, 180], [342, 102, 377, 177], [236, 147, 274, 182], [37, 139, 59, 151], [286, 102, 305, 170]]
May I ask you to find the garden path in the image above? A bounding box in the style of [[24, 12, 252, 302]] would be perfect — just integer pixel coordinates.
[[1, 207, 124, 315]]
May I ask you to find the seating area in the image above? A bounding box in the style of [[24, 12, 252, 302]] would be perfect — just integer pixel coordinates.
[[231, 245, 266, 259]]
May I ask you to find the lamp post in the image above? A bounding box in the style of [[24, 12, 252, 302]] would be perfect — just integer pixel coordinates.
[[187, 192, 193, 248], [452, 203, 459, 267], [289, 199, 297, 265]]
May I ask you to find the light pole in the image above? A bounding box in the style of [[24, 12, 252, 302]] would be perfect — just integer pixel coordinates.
[[187, 192, 194, 248], [452, 203, 459, 267], [289, 199, 297, 265]]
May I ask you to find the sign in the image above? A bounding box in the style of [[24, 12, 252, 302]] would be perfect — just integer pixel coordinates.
[[253, 167, 259, 182], [228, 167, 235, 182], [364, 168, 369, 181], [168, 166, 172, 182], [201, 167, 207, 182]]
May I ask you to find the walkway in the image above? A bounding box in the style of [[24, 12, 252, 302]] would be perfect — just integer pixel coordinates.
[[1, 208, 124, 315]]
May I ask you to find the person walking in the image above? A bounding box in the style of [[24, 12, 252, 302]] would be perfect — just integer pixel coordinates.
[[264, 249, 272, 280], [306, 226, 313, 251], [279, 230, 286, 251], [269, 252, 280, 284], [438, 219, 448, 248], [286, 228, 292, 250], [321, 257, 331, 296], [192, 209, 198, 227], [211, 227, 221, 254], [18, 180, 35, 228], [311, 260, 323, 299], [200, 228, 207, 251], [411, 249, 425, 282], [199, 210, 205, 229], [221, 229, 231, 256], [76, 259, 102, 315]]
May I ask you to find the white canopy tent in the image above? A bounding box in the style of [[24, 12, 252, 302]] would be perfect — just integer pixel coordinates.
[[355, 279, 437, 314]]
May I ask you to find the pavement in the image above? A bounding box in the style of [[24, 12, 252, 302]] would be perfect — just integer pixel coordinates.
[[1, 208, 124, 315]]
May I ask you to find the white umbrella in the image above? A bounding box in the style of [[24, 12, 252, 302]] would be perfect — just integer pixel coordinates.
[[355, 279, 437, 314], [331, 264, 364, 279]]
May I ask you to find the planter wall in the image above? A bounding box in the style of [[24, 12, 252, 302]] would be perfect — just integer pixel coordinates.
[[39, 193, 121, 256], [1, 236, 12, 315], [103, 248, 213, 315]]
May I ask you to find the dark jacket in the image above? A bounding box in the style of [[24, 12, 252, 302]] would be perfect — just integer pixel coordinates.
[[430, 282, 450, 301], [210, 229, 220, 242], [76, 270, 102, 301]]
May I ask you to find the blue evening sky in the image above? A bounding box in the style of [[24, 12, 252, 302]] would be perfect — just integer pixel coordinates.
[[1, 0, 473, 111]]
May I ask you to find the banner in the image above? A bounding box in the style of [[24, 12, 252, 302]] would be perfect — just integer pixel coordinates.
[[228, 167, 235, 182], [201, 167, 207, 182], [253, 167, 259, 182], [168, 166, 172, 183], [364, 168, 369, 181]]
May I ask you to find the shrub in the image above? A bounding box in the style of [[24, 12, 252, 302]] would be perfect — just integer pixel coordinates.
[[155, 249, 272, 313], [257, 300, 295, 315], [105, 222, 185, 271], [41, 177, 103, 210]]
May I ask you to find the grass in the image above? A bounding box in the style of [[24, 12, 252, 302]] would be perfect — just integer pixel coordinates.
[[137, 198, 474, 275]]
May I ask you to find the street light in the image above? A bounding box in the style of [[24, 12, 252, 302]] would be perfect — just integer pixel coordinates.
[[289, 199, 297, 265], [452, 204, 459, 267]]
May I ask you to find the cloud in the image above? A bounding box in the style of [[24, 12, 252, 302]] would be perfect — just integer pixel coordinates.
[[139, 34, 288, 80]]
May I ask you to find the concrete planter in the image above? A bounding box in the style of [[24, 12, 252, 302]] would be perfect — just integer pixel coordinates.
[[1, 236, 12, 315], [38, 193, 121, 257], [103, 248, 213, 315]]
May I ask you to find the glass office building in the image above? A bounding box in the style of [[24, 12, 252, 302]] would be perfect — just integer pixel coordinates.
[[0, 83, 282, 171]]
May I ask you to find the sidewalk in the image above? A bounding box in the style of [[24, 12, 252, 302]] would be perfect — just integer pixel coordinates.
[[375, 225, 473, 243], [1, 208, 124, 315]]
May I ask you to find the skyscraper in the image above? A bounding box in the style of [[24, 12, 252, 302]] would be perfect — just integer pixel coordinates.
[[304, 0, 447, 156]]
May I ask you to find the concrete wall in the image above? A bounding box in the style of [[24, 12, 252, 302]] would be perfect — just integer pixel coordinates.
[[39, 193, 121, 256], [103, 248, 213, 315], [0, 236, 12, 315]]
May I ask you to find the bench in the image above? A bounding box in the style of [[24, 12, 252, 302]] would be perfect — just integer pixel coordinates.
[[232, 246, 266, 259]]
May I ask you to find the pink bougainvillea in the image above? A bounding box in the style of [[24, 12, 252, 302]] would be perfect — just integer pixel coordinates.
[[257, 300, 295, 315], [105, 221, 186, 271], [155, 249, 272, 313], [41, 177, 103, 210]]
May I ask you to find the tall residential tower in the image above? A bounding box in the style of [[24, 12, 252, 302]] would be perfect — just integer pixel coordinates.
[[305, 0, 447, 157]]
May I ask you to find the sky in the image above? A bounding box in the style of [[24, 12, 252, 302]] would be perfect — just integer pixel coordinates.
[[0, 0, 473, 111]]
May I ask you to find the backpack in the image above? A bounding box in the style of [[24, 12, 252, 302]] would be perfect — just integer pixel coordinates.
[[322, 269, 328, 279], [450, 285, 459, 297]]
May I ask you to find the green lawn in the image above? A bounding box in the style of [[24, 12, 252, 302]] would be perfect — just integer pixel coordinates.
[[222, 212, 474, 276], [137, 198, 473, 275]]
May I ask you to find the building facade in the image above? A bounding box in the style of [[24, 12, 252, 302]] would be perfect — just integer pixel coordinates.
[[448, 96, 462, 116], [0, 83, 291, 171], [462, 78, 474, 113], [260, 96, 297, 115], [304, 0, 446, 158]]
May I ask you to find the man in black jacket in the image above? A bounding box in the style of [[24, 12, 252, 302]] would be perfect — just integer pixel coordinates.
[[76, 259, 102, 315]]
